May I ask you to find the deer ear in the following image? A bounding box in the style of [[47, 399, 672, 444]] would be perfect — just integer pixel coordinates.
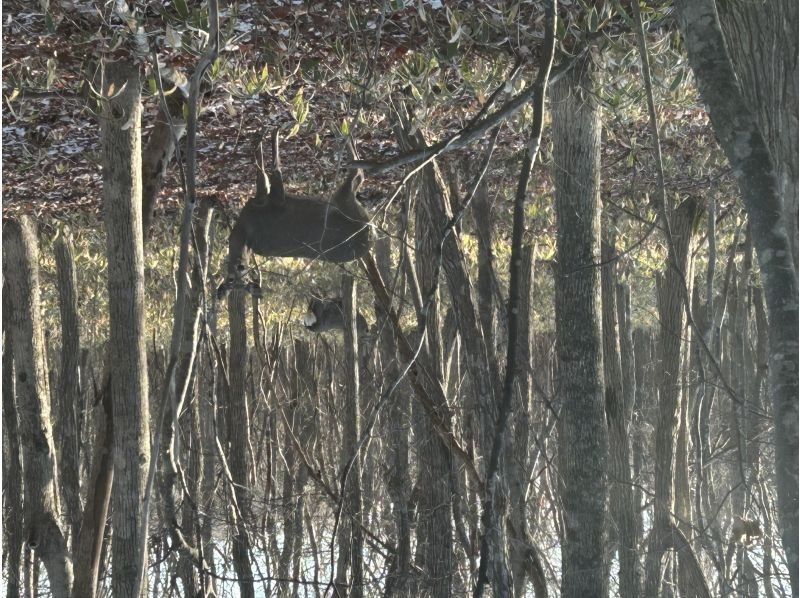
[[268, 169, 286, 206], [255, 167, 270, 204]]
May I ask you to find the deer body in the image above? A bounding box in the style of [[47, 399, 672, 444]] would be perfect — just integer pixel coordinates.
[[229, 177, 371, 266], [220, 131, 373, 297]]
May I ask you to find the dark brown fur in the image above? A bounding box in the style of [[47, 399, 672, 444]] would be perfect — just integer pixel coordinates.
[[219, 132, 373, 297]]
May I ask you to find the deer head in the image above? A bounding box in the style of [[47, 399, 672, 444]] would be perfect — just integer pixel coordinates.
[[302, 297, 368, 335]]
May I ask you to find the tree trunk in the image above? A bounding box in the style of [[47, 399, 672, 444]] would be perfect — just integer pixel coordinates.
[[2, 294, 25, 598], [643, 197, 700, 595], [551, 51, 609, 598], [3, 217, 73, 597], [340, 275, 364, 597], [160, 199, 213, 596], [54, 237, 83, 546], [411, 179, 454, 596], [508, 243, 539, 597], [601, 224, 641, 597], [717, 0, 798, 272], [227, 288, 255, 598], [473, 177, 497, 365], [71, 366, 113, 598], [101, 58, 150, 597], [376, 237, 412, 597], [675, 3, 799, 592]]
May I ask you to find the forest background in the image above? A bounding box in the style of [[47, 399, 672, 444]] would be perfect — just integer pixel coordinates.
[[1, 0, 798, 597]]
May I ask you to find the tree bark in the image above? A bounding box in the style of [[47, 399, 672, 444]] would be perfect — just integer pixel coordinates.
[[340, 275, 364, 597], [3, 217, 73, 597], [101, 58, 150, 597], [601, 224, 641, 597], [54, 237, 83, 546], [376, 237, 413, 597], [551, 51, 609, 598], [508, 244, 543, 598], [717, 0, 798, 272], [675, 3, 799, 592], [227, 288, 255, 598], [411, 179, 454, 596], [71, 366, 113, 598], [643, 197, 702, 595], [2, 294, 25, 598]]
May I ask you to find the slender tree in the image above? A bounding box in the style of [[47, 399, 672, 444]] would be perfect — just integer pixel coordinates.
[[675, 2, 799, 592], [100, 58, 151, 597], [601, 222, 641, 597], [551, 50, 609, 598], [227, 286, 255, 598], [340, 275, 365, 597], [53, 237, 82, 546], [4, 218, 73, 597]]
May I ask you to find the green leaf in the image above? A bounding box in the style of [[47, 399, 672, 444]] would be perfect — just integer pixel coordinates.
[[556, 18, 566, 40], [506, 2, 519, 25], [669, 69, 685, 92], [174, 0, 189, 19], [588, 6, 599, 33], [44, 11, 55, 33]]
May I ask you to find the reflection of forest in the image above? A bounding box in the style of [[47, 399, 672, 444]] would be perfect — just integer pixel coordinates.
[[2, 0, 797, 596]]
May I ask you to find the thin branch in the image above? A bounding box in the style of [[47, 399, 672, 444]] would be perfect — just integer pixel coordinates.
[[136, 2, 220, 595], [631, 1, 741, 408], [349, 48, 586, 174], [474, 1, 557, 596]]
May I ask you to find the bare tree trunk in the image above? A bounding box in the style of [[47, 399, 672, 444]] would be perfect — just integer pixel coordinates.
[[161, 199, 213, 596], [508, 243, 534, 596], [616, 282, 643, 576], [54, 237, 83, 546], [551, 51, 609, 598], [717, 0, 798, 272], [411, 181, 454, 596], [473, 177, 497, 365], [3, 295, 25, 597], [643, 198, 700, 595], [4, 217, 73, 597], [277, 421, 297, 593], [101, 58, 150, 597], [72, 367, 113, 598], [142, 91, 187, 238], [675, 4, 799, 592], [227, 288, 255, 598], [376, 237, 412, 597], [340, 275, 364, 597], [601, 224, 641, 597]]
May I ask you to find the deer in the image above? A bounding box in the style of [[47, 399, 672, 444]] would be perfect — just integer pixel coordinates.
[[218, 130, 373, 299], [301, 296, 369, 335]]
